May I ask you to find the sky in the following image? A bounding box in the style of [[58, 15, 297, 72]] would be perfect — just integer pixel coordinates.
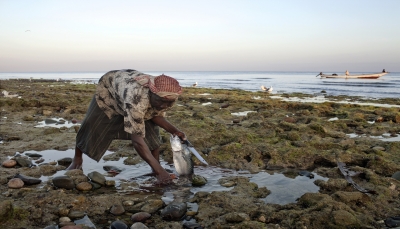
[[0, 0, 399, 72]]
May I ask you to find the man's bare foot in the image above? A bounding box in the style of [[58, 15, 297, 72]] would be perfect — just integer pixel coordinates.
[[66, 160, 83, 170]]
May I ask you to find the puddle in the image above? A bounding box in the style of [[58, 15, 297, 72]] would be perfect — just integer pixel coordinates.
[[347, 133, 400, 142], [34, 118, 80, 128], [16, 149, 328, 205], [231, 111, 256, 116]]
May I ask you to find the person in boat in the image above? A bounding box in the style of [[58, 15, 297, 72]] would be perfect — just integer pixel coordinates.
[[345, 70, 349, 76], [382, 69, 386, 73], [67, 69, 186, 185]]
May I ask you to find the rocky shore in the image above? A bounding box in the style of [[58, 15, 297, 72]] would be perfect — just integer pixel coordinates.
[[1, 79, 400, 229]]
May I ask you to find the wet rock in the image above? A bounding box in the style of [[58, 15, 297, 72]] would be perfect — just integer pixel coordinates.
[[392, 171, 400, 181], [192, 175, 207, 186], [103, 165, 125, 173], [89, 181, 102, 190], [87, 171, 106, 185], [45, 118, 58, 124], [160, 202, 187, 221], [130, 212, 151, 222], [15, 157, 34, 167], [76, 182, 92, 191], [130, 222, 149, 229], [25, 152, 43, 157], [2, 159, 17, 168], [332, 210, 358, 226], [224, 212, 250, 223], [65, 169, 84, 176], [105, 180, 116, 186], [298, 170, 314, 179], [332, 191, 371, 204], [141, 199, 164, 214], [71, 175, 89, 185], [220, 103, 229, 108], [385, 216, 400, 227], [52, 176, 75, 190], [8, 178, 24, 188], [59, 216, 72, 223], [123, 157, 141, 165], [123, 200, 135, 206], [110, 204, 125, 216], [14, 173, 42, 185], [57, 157, 72, 167], [68, 210, 85, 219], [110, 220, 128, 229], [59, 222, 77, 228]]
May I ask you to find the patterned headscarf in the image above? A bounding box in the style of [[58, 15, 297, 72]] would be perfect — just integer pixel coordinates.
[[134, 74, 182, 100]]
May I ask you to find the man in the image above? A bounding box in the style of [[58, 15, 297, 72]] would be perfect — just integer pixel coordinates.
[[67, 69, 186, 185]]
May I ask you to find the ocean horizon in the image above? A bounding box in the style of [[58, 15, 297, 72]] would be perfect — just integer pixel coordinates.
[[1, 71, 399, 99]]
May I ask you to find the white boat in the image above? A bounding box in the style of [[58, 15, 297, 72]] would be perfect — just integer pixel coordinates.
[[316, 70, 388, 79]]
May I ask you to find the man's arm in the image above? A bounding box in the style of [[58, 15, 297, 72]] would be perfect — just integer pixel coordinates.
[[130, 134, 171, 184], [151, 116, 186, 140]]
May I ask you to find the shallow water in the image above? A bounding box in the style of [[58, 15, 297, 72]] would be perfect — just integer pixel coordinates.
[[17, 149, 328, 205], [347, 133, 400, 142]]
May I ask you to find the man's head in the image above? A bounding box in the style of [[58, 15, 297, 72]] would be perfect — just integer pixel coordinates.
[[149, 74, 182, 100], [147, 74, 182, 111]]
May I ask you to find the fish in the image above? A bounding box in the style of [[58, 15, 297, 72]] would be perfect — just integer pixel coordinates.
[[170, 135, 194, 176]]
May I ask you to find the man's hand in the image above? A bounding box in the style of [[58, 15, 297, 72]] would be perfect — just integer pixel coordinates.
[[173, 131, 186, 141], [155, 171, 176, 185]]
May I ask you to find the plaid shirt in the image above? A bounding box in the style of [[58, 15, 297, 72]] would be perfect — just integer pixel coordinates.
[[95, 69, 165, 137]]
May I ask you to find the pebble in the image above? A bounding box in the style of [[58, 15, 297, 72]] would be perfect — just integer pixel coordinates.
[[2, 159, 17, 168], [130, 222, 149, 229], [110, 204, 125, 216], [52, 176, 75, 190], [130, 212, 151, 222], [8, 178, 24, 189], [76, 182, 92, 191], [59, 216, 71, 223], [123, 200, 134, 206], [192, 175, 207, 186], [110, 220, 128, 229], [298, 170, 315, 179], [392, 171, 400, 181], [15, 157, 34, 167]]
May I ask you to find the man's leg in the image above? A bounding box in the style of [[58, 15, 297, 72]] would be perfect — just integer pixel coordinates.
[[67, 146, 83, 170]]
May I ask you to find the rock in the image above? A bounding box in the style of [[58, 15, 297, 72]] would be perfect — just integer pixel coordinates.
[[104, 165, 125, 173], [224, 212, 250, 223], [40, 164, 57, 176], [372, 146, 385, 151], [298, 170, 315, 179], [160, 202, 187, 220], [14, 173, 42, 185], [2, 159, 17, 168], [392, 171, 400, 181], [8, 178, 24, 189], [130, 212, 151, 222], [385, 216, 400, 227], [183, 222, 203, 229], [15, 157, 34, 167], [60, 225, 79, 229], [110, 220, 128, 229], [87, 171, 106, 185], [141, 199, 164, 214], [45, 118, 57, 124], [192, 175, 207, 186], [110, 204, 125, 216], [52, 176, 75, 190], [123, 200, 135, 206], [57, 157, 73, 167], [123, 157, 141, 165], [59, 216, 71, 223], [76, 182, 92, 191], [43, 225, 57, 229], [105, 180, 116, 186], [64, 169, 84, 176], [130, 222, 149, 229], [332, 210, 358, 226], [68, 210, 85, 219], [25, 153, 43, 157]]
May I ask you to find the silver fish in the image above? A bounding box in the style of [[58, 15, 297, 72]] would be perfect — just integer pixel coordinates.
[[170, 135, 194, 176]]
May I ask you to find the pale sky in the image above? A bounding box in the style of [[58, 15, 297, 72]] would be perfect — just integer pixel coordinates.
[[1, 0, 399, 72]]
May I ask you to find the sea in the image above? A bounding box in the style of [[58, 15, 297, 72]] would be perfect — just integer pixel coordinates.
[[1, 71, 399, 99]]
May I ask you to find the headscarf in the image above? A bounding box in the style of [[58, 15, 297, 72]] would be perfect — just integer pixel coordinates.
[[134, 74, 182, 100]]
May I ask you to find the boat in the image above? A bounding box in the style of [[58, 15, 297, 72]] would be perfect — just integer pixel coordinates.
[[316, 70, 388, 79]]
